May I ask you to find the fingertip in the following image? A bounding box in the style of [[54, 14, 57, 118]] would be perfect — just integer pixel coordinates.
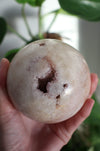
[[91, 73, 98, 77], [86, 98, 95, 108], [89, 73, 99, 98], [83, 98, 95, 117], [0, 58, 10, 88], [0, 58, 9, 66], [91, 73, 98, 85], [0, 58, 10, 70]]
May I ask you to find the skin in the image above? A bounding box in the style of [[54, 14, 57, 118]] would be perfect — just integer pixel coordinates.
[[0, 58, 98, 151]]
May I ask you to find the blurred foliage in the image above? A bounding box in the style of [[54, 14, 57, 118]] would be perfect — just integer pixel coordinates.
[[61, 94, 100, 151], [5, 48, 20, 62], [61, 130, 90, 151], [0, 17, 7, 44], [4, 35, 41, 62], [16, 0, 45, 7], [58, 0, 100, 21]]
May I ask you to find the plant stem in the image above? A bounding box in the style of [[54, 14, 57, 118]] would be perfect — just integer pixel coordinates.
[[42, 9, 60, 18], [7, 25, 28, 42], [38, 6, 42, 38], [22, 4, 33, 38], [47, 10, 59, 32]]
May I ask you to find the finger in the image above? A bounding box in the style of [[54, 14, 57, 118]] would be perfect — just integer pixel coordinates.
[[89, 73, 98, 98], [65, 99, 94, 135], [0, 58, 10, 89]]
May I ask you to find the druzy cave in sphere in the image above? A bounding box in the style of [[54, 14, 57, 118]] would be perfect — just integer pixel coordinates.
[[7, 39, 91, 123]]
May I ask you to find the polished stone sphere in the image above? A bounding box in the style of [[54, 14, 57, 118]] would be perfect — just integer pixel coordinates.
[[7, 39, 91, 123]]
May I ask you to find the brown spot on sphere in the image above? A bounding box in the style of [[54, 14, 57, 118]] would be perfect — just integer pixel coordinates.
[[39, 43, 45, 46], [63, 84, 68, 88], [7, 39, 91, 124], [56, 95, 60, 99]]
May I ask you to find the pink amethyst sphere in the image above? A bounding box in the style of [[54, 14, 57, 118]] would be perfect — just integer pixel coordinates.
[[7, 39, 91, 123]]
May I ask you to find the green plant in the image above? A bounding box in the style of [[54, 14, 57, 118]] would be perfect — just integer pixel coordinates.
[[1, 0, 100, 61], [0, 0, 68, 61], [0, 0, 100, 151], [59, 0, 100, 21]]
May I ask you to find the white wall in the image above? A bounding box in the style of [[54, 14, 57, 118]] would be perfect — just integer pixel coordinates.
[[79, 19, 100, 101]]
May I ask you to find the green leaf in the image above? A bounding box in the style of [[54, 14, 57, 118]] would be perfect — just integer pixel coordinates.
[[26, 35, 40, 44], [16, 0, 45, 6], [0, 17, 7, 44], [58, 0, 100, 21], [5, 48, 20, 62]]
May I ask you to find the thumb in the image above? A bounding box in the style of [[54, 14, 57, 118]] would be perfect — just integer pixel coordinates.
[[0, 58, 10, 89], [0, 58, 15, 118]]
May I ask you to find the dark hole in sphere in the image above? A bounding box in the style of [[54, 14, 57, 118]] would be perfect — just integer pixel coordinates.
[[38, 69, 55, 93], [56, 95, 60, 99]]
